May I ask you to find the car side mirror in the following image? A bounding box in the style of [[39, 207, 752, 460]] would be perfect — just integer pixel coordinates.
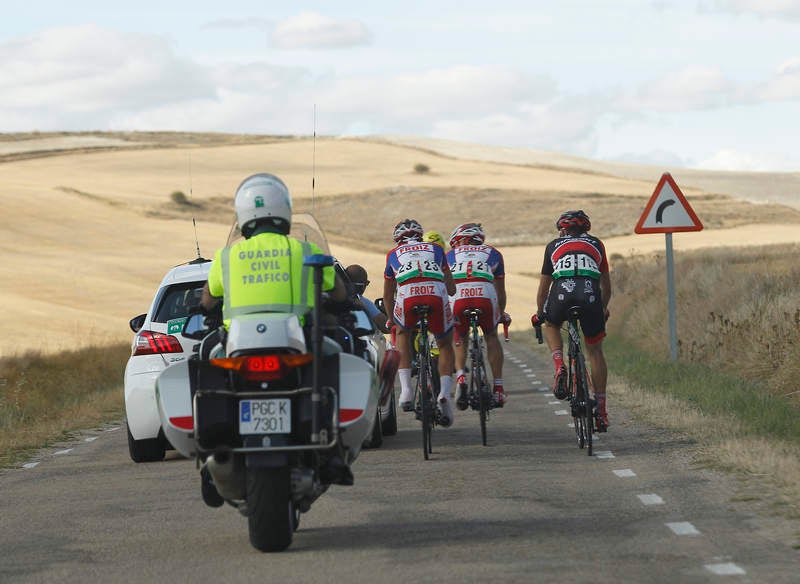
[[129, 314, 146, 333], [182, 313, 209, 340]]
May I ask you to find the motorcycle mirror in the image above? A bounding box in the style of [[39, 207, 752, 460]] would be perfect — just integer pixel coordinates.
[[182, 313, 209, 340], [374, 298, 385, 315], [129, 313, 146, 333], [351, 309, 375, 337]]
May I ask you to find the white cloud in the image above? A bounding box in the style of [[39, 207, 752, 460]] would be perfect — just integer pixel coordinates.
[[271, 12, 371, 49], [318, 65, 555, 119], [693, 148, 800, 171], [0, 25, 213, 124], [623, 65, 741, 112], [699, 0, 800, 19], [758, 56, 800, 100]]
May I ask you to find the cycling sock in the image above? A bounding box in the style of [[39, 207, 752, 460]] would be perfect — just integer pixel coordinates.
[[551, 350, 564, 372], [398, 368, 413, 401], [439, 375, 453, 401], [594, 392, 607, 414], [493, 378, 503, 391]]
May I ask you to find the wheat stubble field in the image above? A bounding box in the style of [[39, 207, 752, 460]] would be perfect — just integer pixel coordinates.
[[2, 132, 800, 357]]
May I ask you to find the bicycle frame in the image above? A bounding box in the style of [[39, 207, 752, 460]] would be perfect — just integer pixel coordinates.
[[565, 309, 593, 456]]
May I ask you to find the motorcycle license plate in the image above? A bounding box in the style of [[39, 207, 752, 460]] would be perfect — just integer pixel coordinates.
[[239, 399, 291, 434]]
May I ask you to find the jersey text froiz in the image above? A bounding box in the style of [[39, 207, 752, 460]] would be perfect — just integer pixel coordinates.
[[459, 287, 484, 297], [409, 284, 436, 295]]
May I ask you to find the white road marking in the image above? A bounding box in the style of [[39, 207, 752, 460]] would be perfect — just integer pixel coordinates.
[[637, 494, 664, 505], [84, 437, 98, 442], [613, 469, 637, 478], [105, 427, 120, 432], [526, 373, 537, 378], [23, 462, 40, 469], [538, 387, 549, 392], [594, 450, 615, 459], [666, 522, 701, 536], [704, 563, 746, 576], [548, 400, 561, 405], [554, 410, 569, 416], [54, 449, 73, 456]]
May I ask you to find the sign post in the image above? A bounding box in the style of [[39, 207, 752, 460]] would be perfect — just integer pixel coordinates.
[[634, 173, 703, 361]]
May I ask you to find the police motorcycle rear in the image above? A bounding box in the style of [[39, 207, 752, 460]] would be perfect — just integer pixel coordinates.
[[156, 218, 379, 552]]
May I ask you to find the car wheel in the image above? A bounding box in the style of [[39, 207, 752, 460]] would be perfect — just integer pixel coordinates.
[[362, 409, 383, 449], [380, 389, 398, 436], [126, 423, 166, 463]]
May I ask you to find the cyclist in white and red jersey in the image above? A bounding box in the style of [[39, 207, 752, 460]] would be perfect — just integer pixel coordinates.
[[383, 219, 457, 427], [447, 223, 510, 410], [533, 210, 611, 431]]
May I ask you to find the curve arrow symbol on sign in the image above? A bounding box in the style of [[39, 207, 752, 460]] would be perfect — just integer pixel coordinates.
[[655, 199, 675, 223]]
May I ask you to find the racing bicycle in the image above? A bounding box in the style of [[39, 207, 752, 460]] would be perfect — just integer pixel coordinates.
[[461, 308, 494, 446], [411, 305, 441, 460], [534, 307, 594, 456]]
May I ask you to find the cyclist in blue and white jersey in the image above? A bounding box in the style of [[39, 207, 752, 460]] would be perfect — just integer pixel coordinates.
[[447, 223, 510, 410], [383, 219, 457, 427]]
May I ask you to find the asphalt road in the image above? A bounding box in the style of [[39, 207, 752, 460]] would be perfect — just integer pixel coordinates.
[[1, 342, 797, 583]]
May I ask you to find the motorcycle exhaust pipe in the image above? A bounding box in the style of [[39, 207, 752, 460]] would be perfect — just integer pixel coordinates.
[[204, 453, 245, 501]]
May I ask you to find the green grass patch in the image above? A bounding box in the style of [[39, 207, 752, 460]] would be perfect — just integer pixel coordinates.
[[605, 336, 800, 445], [0, 343, 130, 467]]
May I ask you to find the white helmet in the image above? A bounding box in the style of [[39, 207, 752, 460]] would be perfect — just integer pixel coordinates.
[[234, 173, 292, 237], [449, 223, 485, 247]]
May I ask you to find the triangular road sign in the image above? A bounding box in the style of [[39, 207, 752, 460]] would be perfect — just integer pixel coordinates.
[[635, 173, 703, 234]]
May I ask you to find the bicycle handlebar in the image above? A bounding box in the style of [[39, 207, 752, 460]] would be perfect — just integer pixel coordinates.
[[531, 314, 544, 345]]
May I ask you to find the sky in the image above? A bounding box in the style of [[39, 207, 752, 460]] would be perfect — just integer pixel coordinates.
[[1, 0, 799, 171]]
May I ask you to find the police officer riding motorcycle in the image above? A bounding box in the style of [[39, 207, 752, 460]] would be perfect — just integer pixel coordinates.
[[156, 174, 380, 552]]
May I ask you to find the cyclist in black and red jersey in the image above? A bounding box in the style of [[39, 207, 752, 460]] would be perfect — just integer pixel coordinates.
[[533, 210, 611, 431]]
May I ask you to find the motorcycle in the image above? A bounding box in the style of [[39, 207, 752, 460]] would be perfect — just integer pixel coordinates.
[[155, 254, 380, 552]]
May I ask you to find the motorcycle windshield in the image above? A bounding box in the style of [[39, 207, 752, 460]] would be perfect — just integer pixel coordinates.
[[225, 213, 330, 254]]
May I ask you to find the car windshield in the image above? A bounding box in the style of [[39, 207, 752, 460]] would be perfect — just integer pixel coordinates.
[[153, 283, 205, 323], [225, 213, 330, 254]]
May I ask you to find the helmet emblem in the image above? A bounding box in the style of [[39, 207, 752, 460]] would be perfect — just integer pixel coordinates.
[[255, 196, 264, 208]]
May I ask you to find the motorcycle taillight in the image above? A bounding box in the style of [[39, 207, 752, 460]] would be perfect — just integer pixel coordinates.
[[210, 353, 313, 381], [132, 330, 183, 356]]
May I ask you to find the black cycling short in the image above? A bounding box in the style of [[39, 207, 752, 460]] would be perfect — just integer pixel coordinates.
[[543, 276, 606, 343]]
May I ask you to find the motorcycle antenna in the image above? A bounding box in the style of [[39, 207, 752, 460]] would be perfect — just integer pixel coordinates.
[[311, 103, 317, 215], [189, 151, 203, 261]]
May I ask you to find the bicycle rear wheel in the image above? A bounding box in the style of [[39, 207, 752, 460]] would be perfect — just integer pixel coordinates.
[[569, 356, 586, 450], [417, 338, 434, 460], [419, 358, 432, 460], [575, 354, 593, 456], [476, 362, 489, 446]]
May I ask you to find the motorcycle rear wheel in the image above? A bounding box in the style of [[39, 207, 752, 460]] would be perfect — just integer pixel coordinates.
[[247, 466, 292, 552]]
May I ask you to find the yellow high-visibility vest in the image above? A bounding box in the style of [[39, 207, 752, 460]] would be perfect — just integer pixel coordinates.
[[207, 232, 334, 326]]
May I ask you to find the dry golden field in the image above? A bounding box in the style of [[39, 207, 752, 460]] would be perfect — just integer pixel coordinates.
[[2, 132, 800, 357]]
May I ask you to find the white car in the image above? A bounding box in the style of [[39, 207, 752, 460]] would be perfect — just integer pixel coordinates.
[[124, 258, 211, 462]]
